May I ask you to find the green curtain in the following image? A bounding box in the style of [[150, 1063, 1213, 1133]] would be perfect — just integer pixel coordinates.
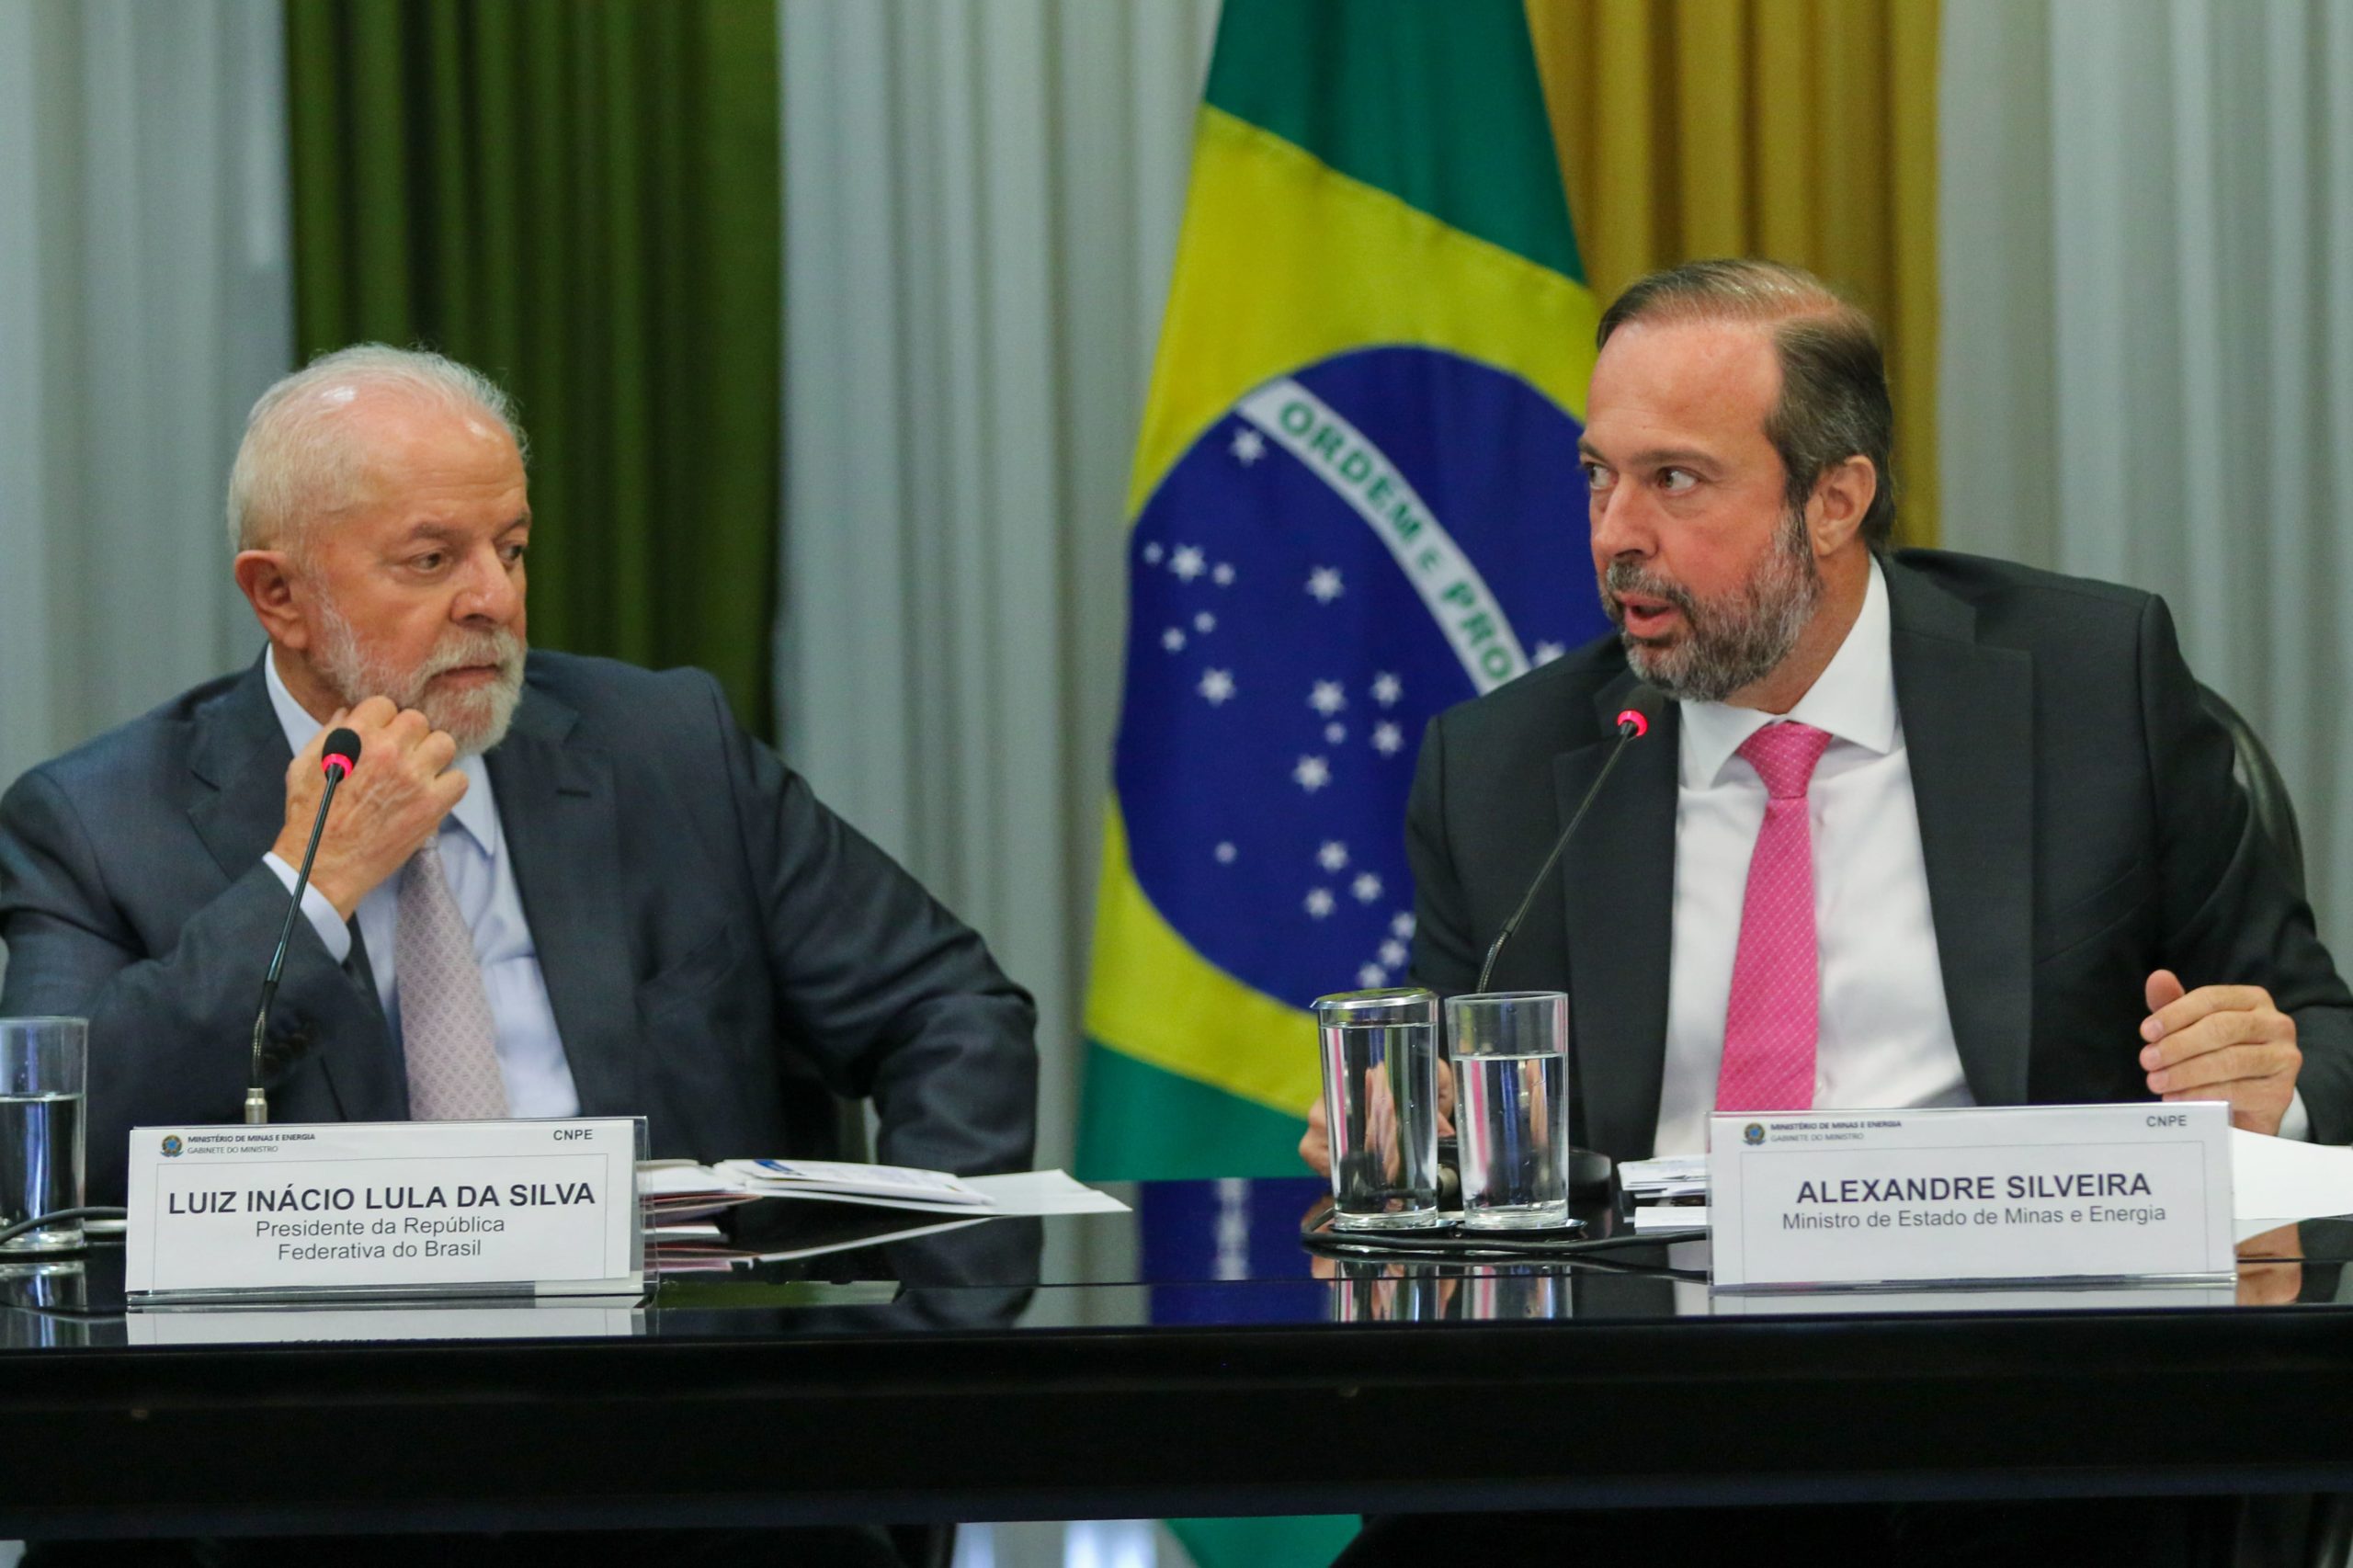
[[284, 0, 782, 737]]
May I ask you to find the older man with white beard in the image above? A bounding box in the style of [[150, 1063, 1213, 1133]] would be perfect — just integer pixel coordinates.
[[0, 346, 1037, 1206]]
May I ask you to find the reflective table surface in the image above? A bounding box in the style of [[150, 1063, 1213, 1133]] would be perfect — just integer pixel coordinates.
[[6, 1179, 2353, 1538]]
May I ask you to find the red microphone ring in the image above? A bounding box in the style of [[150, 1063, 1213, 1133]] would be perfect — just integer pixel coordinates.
[[1616, 709, 1650, 738], [322, 756, 354, 779]]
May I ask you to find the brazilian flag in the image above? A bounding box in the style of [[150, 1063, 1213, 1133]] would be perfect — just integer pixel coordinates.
[[1080, 0, 1607, 1183]]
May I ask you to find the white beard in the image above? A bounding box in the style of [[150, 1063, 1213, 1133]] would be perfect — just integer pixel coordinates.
[[313, 595, 526, 756]]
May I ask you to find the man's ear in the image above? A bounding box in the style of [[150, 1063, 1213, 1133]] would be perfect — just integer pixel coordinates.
[[232, 550, 313, 653], [1807, 456, 1878, 555]]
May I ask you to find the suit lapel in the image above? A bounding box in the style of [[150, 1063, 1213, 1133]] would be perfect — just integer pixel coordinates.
[[486, 684, 639, 1118], [186, 660, 301, 883], [1885, 560, 2035, 1105], [1555, 671, 1679, 1160], [186, 657, 401, 1119]]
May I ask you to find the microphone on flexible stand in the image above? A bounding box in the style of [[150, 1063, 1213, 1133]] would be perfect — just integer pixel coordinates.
[[245, 728, 361, 1126], [1464, 684, 1665, 1194], [1474, 684, 1666, 991]]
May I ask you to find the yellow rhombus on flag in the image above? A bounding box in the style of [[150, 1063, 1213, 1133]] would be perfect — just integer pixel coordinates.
[[1081, 0, 1604, 1181]]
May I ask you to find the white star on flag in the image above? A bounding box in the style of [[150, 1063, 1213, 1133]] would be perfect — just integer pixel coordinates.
[[1142, 542, 1164, 564], [1304, 888, 1336, 918], [1211, 562, 1235, 585], [1391, 912, 1415, 938], [1317, 841, 1349, 872], [1370, 673, 1402, 706], [1198, 668, 1235, 705], [1324, 722, 1346, 744], [1308, 680, 1347, 716], [1161, 628, 1187, 652], [1351, 872, 1383, 903], [1533, 641, 1567, 665], [1214, 842, 1237, 864], [1170, 545, 1207, 581], [1194, 611, 1216, 632], [1371, 721, 1403, 756], [1293, 755, 1331, 791], [1305, 566, 1344, 603], [1380, 938, 1408, 968], [1230, 427, 1267, 465], [1358, 963, 1386, 988]]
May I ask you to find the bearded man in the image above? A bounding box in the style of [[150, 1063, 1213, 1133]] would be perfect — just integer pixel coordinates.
[[1385, 257, 2353, 1163], [0, 346, 1036, 1205]]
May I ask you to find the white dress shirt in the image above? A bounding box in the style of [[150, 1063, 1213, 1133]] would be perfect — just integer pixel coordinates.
[[1651, 559, 1971, 1156], [261, 650, 580, 1117]]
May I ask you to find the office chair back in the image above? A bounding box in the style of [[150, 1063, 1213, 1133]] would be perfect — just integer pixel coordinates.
[[2196, 685, 2307, 902]]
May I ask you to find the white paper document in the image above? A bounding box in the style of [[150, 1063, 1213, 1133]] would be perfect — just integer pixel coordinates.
[[720, 1158, 995, 1207], [2228, 1128, 2353, 1240]]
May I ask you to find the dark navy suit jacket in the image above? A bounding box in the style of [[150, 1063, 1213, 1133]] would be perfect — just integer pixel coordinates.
[[0, 652, 1038, 1203], [1404, 550, 2353, 1161]]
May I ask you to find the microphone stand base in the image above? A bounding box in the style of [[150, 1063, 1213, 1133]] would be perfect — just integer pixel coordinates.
[[1568, 1145, 1615, 1198]]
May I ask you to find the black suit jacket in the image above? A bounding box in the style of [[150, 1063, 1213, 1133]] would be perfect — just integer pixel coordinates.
[[0, 653, 1038, 1203], [1405, 550, 2353, 1160]]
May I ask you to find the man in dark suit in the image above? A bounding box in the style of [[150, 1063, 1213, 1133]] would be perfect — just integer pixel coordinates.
[[1330, 256, 2347, 1568], [1307, 256, 2349, 1175], [0, 346, 1036, 1207]]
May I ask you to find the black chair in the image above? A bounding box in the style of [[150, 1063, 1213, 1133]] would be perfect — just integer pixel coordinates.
[[2199, 689, 2349, 1568], [2198, 684, 2307, 901]]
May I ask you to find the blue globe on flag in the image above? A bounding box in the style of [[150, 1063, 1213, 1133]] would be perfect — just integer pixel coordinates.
[[1115, 346, 1611, 1011]]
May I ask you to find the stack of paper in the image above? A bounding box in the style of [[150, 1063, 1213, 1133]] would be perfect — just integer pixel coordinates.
[[1618, 1153, 1710, 1233], [634, 1162, 1127, 1271], [640, 1162, 767, 1220], [715, 1158, 998, 1212]]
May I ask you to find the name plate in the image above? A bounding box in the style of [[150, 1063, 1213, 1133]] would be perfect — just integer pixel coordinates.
[[124, 1119, 645, 1304], [1708, 1103, 2234, 1292]]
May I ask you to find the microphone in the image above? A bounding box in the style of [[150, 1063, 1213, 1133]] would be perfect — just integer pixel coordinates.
[[1472, 684, 1665, 993], [245, 727, 361, 1125]]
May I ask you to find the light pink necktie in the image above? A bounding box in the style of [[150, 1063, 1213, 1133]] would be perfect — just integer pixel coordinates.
[[1716, 722, 1834, 1112], [395, 842, 509, 1120]]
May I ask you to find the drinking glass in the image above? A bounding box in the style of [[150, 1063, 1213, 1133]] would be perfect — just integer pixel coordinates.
[[1313, 988, 1441, 1230], [0, 1017, 87, 1262], [1446, 992, 1571, 1230]]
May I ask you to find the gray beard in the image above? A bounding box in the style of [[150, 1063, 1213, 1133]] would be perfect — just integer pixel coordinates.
[[313, 595, 525, 756], [1606, 514, 1822, 704]]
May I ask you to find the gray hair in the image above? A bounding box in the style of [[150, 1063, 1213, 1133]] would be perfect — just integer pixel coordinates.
[[226, 344, 527, 556], [1597, 258, 1897, 549]]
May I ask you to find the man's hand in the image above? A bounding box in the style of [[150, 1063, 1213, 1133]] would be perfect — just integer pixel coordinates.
[[2140, 968, 2301, 1136], [1298, 1062, 1456, 1177], [1301, 1095, 1334, 1177], [275, 696, 466, 919]]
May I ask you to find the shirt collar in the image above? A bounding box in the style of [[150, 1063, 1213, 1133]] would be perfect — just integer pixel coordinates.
[[263, 647, 498, 856], [1677, 554, 1899, 789]]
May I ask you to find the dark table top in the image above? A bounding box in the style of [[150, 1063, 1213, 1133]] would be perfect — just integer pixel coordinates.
[[6, 1178, 2353, 1538]]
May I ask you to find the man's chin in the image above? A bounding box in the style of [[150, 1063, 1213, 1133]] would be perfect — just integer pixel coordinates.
[[421, 682, 522, 756]]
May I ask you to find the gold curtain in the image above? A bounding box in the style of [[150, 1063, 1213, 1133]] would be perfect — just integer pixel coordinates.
[[1527, 0, 1940, 548]]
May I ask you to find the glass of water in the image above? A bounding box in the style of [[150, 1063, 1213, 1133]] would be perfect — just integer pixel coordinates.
[[1446, 991, 1571, 1230], [1313, 988, 1441, 1230], [0, 1017, 87, 1262]]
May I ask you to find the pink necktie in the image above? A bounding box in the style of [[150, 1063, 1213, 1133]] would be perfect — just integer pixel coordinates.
[[1716, 722, 1834, 1113], [396, 843, 510, 1120]]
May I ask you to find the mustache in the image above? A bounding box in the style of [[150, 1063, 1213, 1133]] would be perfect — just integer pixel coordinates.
[[417, 627, 524, 682], [1603, 560, 1699, 622]]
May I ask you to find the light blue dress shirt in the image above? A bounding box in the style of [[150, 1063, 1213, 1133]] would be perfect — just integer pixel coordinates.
[[260, 651, 581, 1117]]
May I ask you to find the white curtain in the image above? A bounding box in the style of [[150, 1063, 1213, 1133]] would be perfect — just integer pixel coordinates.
[[0, 0, 292, 983], [1940, 0, 2353, 944], [779, 0, 1222, 1170]]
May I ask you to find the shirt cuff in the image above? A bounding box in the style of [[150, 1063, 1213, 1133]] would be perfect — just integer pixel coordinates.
[[262, 853, 352, 965], [2278, 1089, 2312, 1142]]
